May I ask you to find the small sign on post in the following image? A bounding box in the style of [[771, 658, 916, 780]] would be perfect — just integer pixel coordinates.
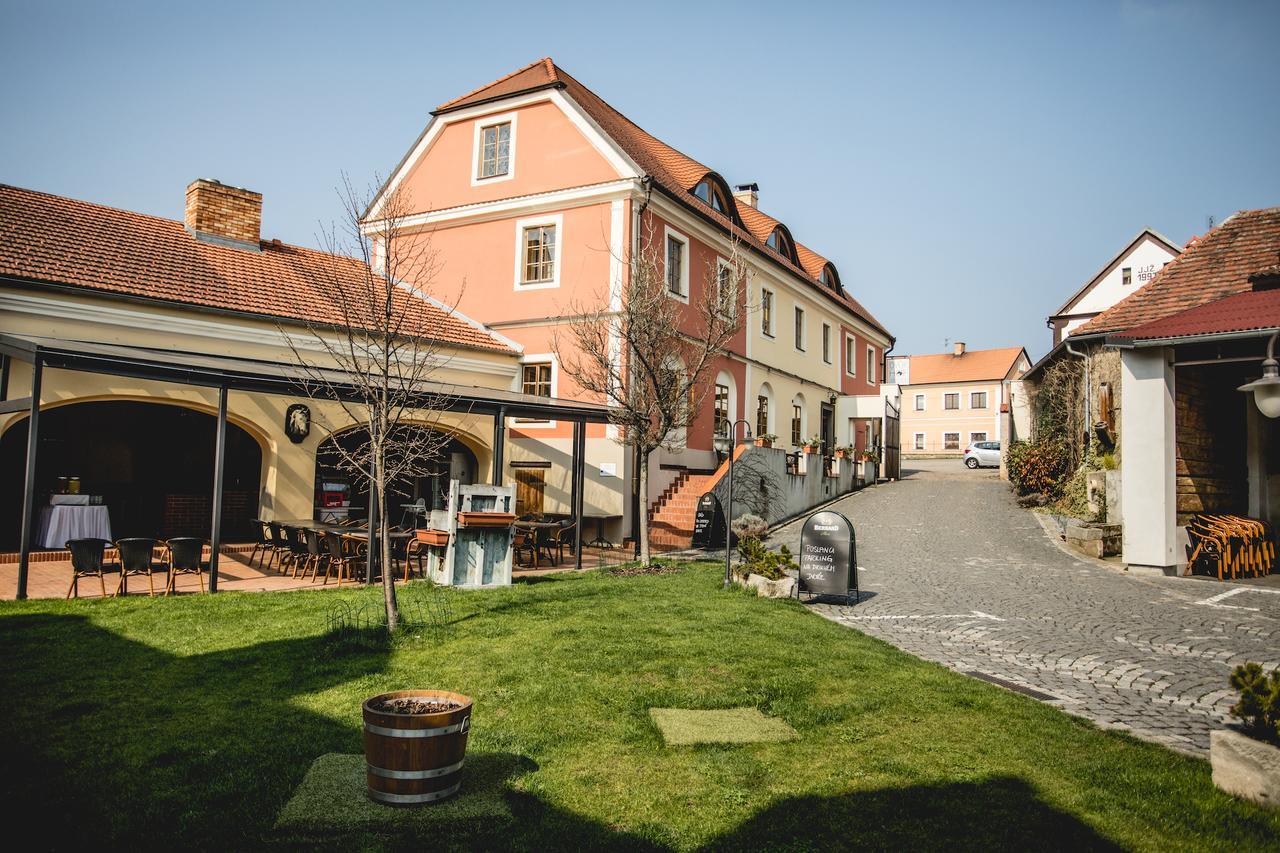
[[797, 510, 858, 604], [690, 493, 725, 549]]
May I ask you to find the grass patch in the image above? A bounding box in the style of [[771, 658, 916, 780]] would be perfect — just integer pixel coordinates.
[[0, 563, 1277, 850], [650, 708, 798, 745]]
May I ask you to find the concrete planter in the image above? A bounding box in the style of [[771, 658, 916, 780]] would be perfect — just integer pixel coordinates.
[[1065, 522, 1122, 559], [745, 573, 796, 598], [1210, 728, 1280, 808]]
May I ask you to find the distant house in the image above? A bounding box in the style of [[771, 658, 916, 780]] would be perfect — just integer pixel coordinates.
[[891, 343, 1030, 456], [1047, 229, 1181, 346]]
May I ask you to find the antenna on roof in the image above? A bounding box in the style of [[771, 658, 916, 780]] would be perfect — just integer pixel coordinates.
[[1207, 214, 1215, 230]]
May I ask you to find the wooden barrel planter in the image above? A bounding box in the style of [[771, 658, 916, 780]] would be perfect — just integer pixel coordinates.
[[362, 690, 472, 806]]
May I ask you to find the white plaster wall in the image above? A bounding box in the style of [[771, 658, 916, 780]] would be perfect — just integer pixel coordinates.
[[1119, 347, 1178, 572], [1063, 237, 1179, 334]]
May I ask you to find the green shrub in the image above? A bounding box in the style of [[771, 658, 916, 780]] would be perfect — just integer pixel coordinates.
[[730, 513, 768, 542], [736, 537, 798, 581], [1229, 662, 1280, 744]]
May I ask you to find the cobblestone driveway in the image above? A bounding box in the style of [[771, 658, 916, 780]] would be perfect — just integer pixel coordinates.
[[772, 460, 1280, 755]]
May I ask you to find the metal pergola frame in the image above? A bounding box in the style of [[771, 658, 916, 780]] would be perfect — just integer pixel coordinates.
[[0, 333, 609, 598]]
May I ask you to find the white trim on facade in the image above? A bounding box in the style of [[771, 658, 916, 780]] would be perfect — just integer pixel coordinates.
[[513, 352, 559, 428], [470, 111, 518, 187], [512, 213, 564, 291]]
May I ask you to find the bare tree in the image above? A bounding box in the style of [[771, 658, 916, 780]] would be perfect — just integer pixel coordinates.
[[286, 176, 458, 631], [555, 223, 747, 565]]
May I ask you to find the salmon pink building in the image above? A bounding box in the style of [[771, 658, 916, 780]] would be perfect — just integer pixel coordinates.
[[366, 58, 894, 547]]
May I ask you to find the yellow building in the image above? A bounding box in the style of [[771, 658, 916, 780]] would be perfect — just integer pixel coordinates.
[[890, 343, 1030, 456], [0, 180, 606, 595]]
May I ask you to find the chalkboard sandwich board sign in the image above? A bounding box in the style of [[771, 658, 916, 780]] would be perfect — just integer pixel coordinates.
[[797, 510, 858, 605], [690, 493, 725, 549]]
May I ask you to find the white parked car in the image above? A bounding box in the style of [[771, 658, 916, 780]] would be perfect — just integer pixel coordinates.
[[964, 441, 1001, 469]]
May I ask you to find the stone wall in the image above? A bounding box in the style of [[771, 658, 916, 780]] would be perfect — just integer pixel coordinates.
[[707, 445, 862, 528]]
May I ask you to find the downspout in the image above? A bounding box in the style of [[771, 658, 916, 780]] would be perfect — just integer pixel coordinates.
[[1064, 340, 1090, 459]]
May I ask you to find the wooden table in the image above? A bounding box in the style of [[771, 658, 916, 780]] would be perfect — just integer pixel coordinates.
[[514, 521, 562, 569]]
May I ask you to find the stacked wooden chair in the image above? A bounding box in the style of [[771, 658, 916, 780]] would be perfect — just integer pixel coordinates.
[[1184, 514, 1276, 580]]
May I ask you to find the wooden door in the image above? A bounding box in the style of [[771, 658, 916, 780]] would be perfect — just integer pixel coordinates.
[[514, 469, 545, 516]]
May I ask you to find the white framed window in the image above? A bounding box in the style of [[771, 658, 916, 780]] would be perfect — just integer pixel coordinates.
[[913, 432, 925, 451], [715, 258, 736, 319], [943, 432, 960, 451], [970, 391, 988, 409], [794, 306, 806, 351], [514, 354, 557, 427], [663, 226, 689, 302], [845, 334, 856, 376], [821, 323, 832, 364], [1122, 266, 1132, 286], [471, 112, 517, 186], [513, 214, 563, 290], [865, 345, 876, 385], [914, 393, 925, 411], [944, 393, 959, 410], [761, 288, 775, 337], [970, 432, 988, 445]]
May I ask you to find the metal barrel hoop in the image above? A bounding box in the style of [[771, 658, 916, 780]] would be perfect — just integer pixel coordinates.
[[363, 714, 470, 738], [366, 758, 466, 780], [367, 782, 461, 805]]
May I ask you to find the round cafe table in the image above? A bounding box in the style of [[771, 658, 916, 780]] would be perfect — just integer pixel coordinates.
[[37, 504, 112, 548]]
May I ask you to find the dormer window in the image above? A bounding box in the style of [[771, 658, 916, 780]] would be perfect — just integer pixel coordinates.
[[692, 179, 731, 215], [820, 264, 841, 290], [766, 226, 796, 261]]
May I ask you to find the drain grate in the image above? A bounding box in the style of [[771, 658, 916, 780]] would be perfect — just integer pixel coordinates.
[[964, 671, 1059, 702]]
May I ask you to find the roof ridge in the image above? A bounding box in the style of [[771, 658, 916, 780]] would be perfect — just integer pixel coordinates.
[[435, 56, 553, 111]]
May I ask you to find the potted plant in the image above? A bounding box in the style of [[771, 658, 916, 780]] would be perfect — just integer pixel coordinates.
[[833, 445, 850, 459], [363, 690, 473, 806], [754, 433, 778, 448], [734, 534, 798, 598], [1210, 662, 1280, 806], [802, 436, 823, 454]]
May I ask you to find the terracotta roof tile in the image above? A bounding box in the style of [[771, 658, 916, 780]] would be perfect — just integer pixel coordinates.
[[906, 347, 1028, 385], [434, 59, 891, 340], [1074, 207, 1280, 337], [0, 184, 513, 353], [1112, 288, 1280, 342]]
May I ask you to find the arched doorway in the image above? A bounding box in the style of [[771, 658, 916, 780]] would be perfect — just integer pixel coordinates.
[[314, 426, 478, 526], [0, 400, 263, 550]]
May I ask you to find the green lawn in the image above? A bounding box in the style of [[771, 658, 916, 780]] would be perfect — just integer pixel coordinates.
[[1, 563, 1277, 851]]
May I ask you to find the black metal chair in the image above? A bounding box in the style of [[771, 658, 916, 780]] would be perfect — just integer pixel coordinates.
[[284, 526, 309, 578], [114, 538, 163, 596], [267, 522, 290, 572], [302, 528, 326, 582], [248, 519, 274, 568], [65, 537, 113, 599], [163, 538, 208, 595], [551, 521, 577, 565]]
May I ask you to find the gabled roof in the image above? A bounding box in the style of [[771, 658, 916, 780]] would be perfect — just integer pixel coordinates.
[[1077, 207, 1280, 337], [1052, 228, 1182, 320], [0, 184, 515, 354], [905, 347, 1028, 385], [427, 58, 891, 341]]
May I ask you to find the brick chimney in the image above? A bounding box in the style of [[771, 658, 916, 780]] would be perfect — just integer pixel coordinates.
[[184, 179, 262, 249], [733, 182, 759, 209], [954, 341, 966, 357]]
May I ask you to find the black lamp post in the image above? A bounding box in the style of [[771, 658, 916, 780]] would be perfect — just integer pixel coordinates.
[[713, 418, 752, 588]]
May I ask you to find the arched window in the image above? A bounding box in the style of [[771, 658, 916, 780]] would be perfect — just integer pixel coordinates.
[[766, 226, 797, 262], [790, 393, 807, 447], [756, 383, 774, 440], [714, 369, 737, 440], [692, 177, 733, 216], [820, 264, 841, 290]]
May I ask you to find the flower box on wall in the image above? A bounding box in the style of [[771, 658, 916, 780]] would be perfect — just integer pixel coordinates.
[[754, 438, 773, 448], [456, 512, 517, 529], [415, 529, 450, 547]]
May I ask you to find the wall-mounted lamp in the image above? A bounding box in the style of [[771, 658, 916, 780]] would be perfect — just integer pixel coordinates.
[[1238, 331, 1280, 418]]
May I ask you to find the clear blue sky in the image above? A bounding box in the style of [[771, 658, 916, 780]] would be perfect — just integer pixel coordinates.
[[2, 1, 1277, 360]]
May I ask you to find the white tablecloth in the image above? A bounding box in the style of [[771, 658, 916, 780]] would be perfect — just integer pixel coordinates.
[[36, 505, 112, 548]]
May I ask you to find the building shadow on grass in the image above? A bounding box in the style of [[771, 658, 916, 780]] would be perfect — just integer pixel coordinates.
[[0, 614, 1122, 851]]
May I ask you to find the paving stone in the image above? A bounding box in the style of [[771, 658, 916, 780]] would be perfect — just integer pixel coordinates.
[[773, 460, 1280, 756]]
